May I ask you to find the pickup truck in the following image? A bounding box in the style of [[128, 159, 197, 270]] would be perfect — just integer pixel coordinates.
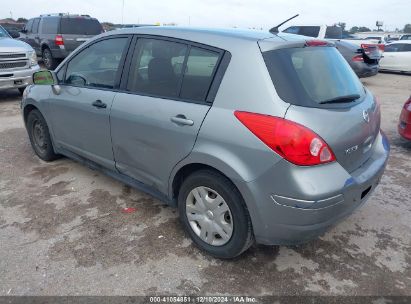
[[0, 25, 40, 94], [282, 24, 385, 51]]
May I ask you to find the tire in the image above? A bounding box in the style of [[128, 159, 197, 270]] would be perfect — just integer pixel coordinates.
[[26, 109, 59, 161], [42, 48, 57, 70], [18, 87, 26, 95], [178, 169, 254, 259]]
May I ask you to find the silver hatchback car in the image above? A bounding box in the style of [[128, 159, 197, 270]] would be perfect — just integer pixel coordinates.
[[21, 27, 389, 258]]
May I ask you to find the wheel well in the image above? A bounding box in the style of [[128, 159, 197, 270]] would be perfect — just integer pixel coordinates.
[[172, 163, 233, 201], [23, 104, 38, 125], [41, 44, 50, 52]]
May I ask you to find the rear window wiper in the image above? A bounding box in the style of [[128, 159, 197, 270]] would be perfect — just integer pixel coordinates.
[[319, 94, 360, 104]]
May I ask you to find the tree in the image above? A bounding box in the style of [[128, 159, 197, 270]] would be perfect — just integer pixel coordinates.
[[349, 26, 359, 33], [16, 18, 27, 23], [338, 22, 346, 31], [404, 24, 411, 33]]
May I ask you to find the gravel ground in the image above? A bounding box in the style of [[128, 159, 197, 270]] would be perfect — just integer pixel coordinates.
[[0, 72, 410, 296]]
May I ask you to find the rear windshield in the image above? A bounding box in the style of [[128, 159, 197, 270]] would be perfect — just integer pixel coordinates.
[[60, 18, 102, 35], [262, 46, 365, 107]]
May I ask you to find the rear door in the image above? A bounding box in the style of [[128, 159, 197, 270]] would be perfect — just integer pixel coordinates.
[[384, 43, 411, 71], [261, 43, 380, 173], [110, 37, 223, 192], [60, 17, 103, 53]]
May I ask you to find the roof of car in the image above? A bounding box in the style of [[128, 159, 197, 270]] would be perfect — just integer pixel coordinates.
[[104, 26, 298, 49]]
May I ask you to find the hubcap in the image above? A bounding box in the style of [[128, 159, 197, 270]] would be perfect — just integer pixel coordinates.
[[185, 186, 233, 246]]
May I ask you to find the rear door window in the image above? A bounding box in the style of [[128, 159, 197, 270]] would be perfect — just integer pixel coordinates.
[[60, 18, 102, 35], [263, 46, 365, 107], [126, 38, 188, 98], [180, 47, 219, 101], [41, 17, 59, 34]]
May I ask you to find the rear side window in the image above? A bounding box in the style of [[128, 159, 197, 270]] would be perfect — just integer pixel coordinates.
[[263, 47, 364, 107], [41, 17, 59, 34], [385, 44, 403, 52], [126, 38, 188, 98], [284, 26, 320, 38], [180, 47, 219, 101], [325, 26, 342, 39], [60, 18, 102, 35], [65, 37, 128, 89]]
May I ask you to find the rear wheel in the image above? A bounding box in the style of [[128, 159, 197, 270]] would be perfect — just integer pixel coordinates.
[[178, 170, 254, 258], [42, 48, 57, 70], [27, 109, 59, 161]]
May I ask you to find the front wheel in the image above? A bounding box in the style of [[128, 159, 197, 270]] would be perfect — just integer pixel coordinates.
[[178, 170, 254, 258], [26, 109, 60, 161]]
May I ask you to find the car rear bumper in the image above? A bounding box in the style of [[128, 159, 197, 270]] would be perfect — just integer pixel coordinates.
[[50, 47, 70, 59], [237, 131, 390, 245], [352, 62, 379, 78], [0, 65, 40, 90]]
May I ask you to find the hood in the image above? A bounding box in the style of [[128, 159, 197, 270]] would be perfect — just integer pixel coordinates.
[[0, 37, 34, 53]]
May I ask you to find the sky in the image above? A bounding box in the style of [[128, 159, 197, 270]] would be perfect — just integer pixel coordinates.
[[1, 0, 409, 31]]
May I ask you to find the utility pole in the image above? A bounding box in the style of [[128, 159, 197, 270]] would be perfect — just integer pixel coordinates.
[[121, 0, 125, 25]]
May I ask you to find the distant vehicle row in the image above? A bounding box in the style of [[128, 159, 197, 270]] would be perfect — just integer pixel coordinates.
[[19, 14, 103, 69]]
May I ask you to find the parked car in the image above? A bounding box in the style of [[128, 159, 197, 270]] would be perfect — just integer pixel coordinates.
[[335, 40, 380, 78], [379, 41, 411, 73], [281, 24, 385, 50], [399, 96, 411, 140], [21, 27, 389, 258], [400, 34, 411, 41], [19, 13, 103, 70], [0, 25, 40, 93]]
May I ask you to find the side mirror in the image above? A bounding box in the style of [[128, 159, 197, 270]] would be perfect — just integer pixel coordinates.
[[33, 70, 57, 85], [9, 30, 20, 39]]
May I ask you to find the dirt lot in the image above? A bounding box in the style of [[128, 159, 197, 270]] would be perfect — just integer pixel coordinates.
[[0, 72, 410, 296]]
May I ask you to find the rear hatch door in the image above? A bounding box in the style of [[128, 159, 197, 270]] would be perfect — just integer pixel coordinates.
[[60, 17, 103, 53], [260, 40, 380, 172]]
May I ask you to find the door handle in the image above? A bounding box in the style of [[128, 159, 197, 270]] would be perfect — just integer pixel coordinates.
[[92, 100, 107, 109], [170, 115, 194, 126]]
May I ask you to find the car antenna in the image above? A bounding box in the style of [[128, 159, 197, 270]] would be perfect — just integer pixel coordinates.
[[269, 14, 299, 34]]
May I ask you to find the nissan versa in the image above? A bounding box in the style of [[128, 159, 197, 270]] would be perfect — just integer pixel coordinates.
[[21, 27, 390, 258]]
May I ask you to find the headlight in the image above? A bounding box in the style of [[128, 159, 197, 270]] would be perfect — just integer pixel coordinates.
[[28, 51, 38, 67]]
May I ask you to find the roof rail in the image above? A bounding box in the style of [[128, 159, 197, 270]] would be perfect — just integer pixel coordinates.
[[39, 13, 91, 17]]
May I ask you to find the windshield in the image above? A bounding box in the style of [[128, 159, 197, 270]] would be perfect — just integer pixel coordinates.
[[0, 26, 10, 38], [60, 18, 103, 35], [262, 46, 365, 107]]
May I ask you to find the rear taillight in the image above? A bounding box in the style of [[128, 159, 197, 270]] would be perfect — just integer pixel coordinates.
[[55, 35, 64, 46], [405, 96, 411, 111], [234, 111, 336, 166], [352, 54, 364, 62], [305, 40, 329, 47]]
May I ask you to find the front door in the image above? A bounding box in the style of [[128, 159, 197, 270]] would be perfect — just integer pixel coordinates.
[[49, 36, 130, 170]]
